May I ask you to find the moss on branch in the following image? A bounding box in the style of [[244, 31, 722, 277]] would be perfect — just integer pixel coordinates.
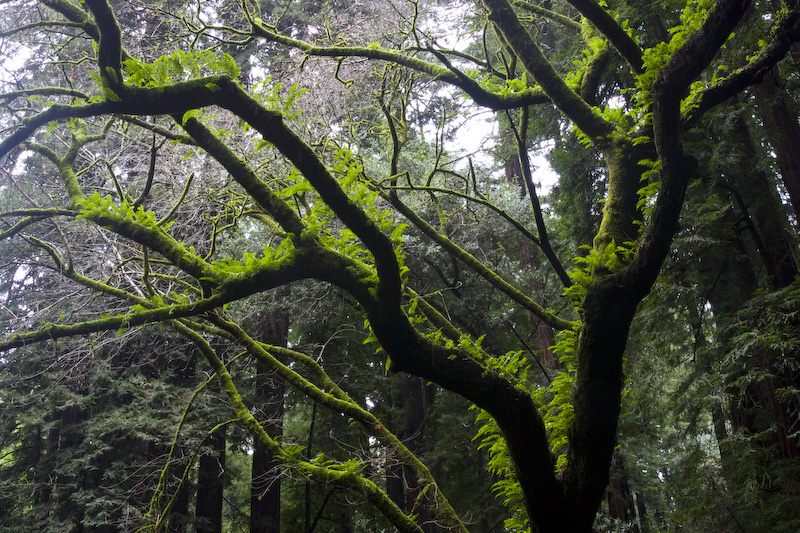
[[208, 314, 469, 531], [685, 4, 800, 129], [387, 193, 573, 331], [0, 76, 233, 160], [40, 0, 101, 41], [566, 0, 644, 74], [511, 0, 582, 31], [249, 18, 548, 110], [0, 87, 90, 101], [177, 116, 307, 238], [173, 321, 427, 533], [0, 295, 224, 352], [83, 0, 124, 91], [482, 0, 613, 143]]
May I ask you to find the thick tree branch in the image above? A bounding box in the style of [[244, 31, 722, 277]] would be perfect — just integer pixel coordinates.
[[207, 315, 469, 533], [511, 0, 582, 32], [566, 0, 644, 74], [657, 0, 752, 100], [481, 0, 613, 143], [0, 295, 224, 352], [685, 4, 800, 129], [558, 2, 754, 526], [83, 0, 124, 91], [40, 0, 101, 42], [386, 183, 541, 244], [176, 116, 307, 238], [217, 84, 403, 315], [0, 76, 232, 159], [0, 87, 89, 101]]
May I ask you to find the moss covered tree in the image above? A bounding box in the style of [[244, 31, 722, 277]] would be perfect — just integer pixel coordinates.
[[1, 0, 800, 531]]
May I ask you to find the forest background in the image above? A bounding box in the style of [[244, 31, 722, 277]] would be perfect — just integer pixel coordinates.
[[0, 0, 799, 532]]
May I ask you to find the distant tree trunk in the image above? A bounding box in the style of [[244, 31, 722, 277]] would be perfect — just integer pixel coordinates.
[[517, 238, 557, 371], [752, 65, 800, 221], [37, 415, 59, 505], [304, 402, 316, 533], [167, 347, 196, 533], [606, 454, 640, 533], [728, 102, 799, 287], [386, 374, 435, 533], [702, 189, 799, 463], [250, 290, 289, 533], [250, 368, 284, 533], [169, 478, 190, 533], [723, 109, 800, 461], [196, 428, 226, 533]]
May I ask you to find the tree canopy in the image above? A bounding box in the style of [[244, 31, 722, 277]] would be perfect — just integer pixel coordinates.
[[1, 0, 799, 532]]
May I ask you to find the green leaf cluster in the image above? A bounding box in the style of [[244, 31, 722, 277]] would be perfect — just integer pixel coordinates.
[[635, 0, 718, 108], [123, 50, 240, 87], [253, 77, 308, 121], [276, 146, 408, 279], [78, 191, 172, 233], [533, 327, 579, 471], [211, 238, 295, 276], [471, 407, 530, 533], [565, 241, 635, 303]]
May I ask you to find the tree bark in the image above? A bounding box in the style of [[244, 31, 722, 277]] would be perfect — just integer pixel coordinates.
[[250, 293, 289, 533], [386, 375, 435, 533], [752, 65, 800, 221], [196, 429, 226, 533], [728, 101, 799, 287]]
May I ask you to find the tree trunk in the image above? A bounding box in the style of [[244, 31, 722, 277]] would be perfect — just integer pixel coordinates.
[[728, 101, 799, 287], [250, 294, 289, 533], [249, 366, 284, 533], [386, 374, 436, 533], [752, 65, 800, 221], [505, 150, 556, 374], [723, 111, 800, 461], [196, 428, 226, 533], [606, 454, 639, 533]]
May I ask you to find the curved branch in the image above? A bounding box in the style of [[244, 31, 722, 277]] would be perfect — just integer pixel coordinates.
[[217, 85, 403, 314], [0, 216, 49, 240], [172, 321, 427, 533], [387, 183, 541, 245], [481, 0, 613, 143], [0, 208, 77, 218], [566, 0, 644, 74], [118, 116, 196, 144], [511, 0, 582, 31], [655, 0, 752, 100], [40, 0, 101, 42], [0, 76, 233, 160], [0, 294, 224, 352], [83, 0, 124, 90], [511, 107, 572, 288], [249, 20, 548, 110], [386, 192, 574, 331], [580, 40, 611, 106], [685, 4, 800, 129], [207, 315, 469, 532], [0, 87, 89, 101], [175, 116, 306, 237]]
